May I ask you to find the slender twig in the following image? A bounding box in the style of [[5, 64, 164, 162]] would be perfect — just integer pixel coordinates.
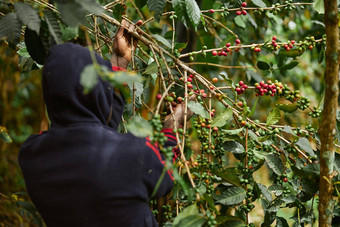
[[155, 82, 175, 115], [128, 0, 151, 34], [93, 16, 102, 56], [203, 14, 238, 38], [245, 128, 249, 225], [171, 12, 175, 52], [179, 39, 323, 59], [185, 62, 254, 69], [131, 36, 136, 116]]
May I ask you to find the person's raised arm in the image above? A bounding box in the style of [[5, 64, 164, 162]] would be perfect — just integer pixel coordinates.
[[111, 19, 143, 70], [163, 95, 195, 129]]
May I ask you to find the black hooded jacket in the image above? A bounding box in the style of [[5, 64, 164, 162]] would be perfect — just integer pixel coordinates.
[[18, 43, 178, 226]]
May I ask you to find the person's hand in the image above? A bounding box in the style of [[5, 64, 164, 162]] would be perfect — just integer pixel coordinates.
[[164, 95, 196, 129], [111, 19, 143, 69]]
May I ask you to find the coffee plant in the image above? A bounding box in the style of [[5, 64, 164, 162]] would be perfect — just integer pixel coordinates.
[[0, 0, 340, 226]]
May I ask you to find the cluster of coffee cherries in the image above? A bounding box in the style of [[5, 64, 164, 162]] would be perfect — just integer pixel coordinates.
[[161, 204, 173, 220], [211, 39, 241, 57], [262, 144, 279, 155], [272, 175, 291, 197], [296, 96, 310, 110], [235, 80, 248, 95], [255, 80, 284, 97], [269, 3, 283, 15], [156, 91, 185, 112], [246, 148, 260, 171], [150, 200, 159, 216], [293, 127, 309, 137], [298, 36, 317, 51], [270, 36, 280, 50], [206, 212, 217, 227], [305, 124, 315, 133], [308, 106, 321, 118], [251, 45, 261, 52], [283, 40, 295, 51], [236, 2, 248, 16], [178, 74, 195, 89]]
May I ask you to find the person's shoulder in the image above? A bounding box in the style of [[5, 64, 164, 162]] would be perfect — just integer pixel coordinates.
[[49, 42, 87, 57], [112, 130, 146, 142]]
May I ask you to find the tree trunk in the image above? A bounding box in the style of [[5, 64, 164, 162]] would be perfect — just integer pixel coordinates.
[[318, 0, 339, 226]]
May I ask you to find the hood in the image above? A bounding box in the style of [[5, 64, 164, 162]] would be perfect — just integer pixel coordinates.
[[42, 42, 125, 130]]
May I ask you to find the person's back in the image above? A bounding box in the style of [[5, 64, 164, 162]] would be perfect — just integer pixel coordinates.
[[18, 42, 176, 226]]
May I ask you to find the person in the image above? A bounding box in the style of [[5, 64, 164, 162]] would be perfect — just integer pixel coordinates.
[[18, 20, 193, 226]]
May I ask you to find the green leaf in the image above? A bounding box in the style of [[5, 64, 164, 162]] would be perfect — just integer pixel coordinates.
[[216, 215, 245, 225], [112, 3, 125, 21], [281, 195, 295, 204], [80, 64, 98, 94], [266, 108, 281, 125], [222, 128, 243, 135], [143, 61, 159, 75], [257, 183, 272, 202], [318, 47, 325, 64], [185, 0, 201, 29], [187, 101, 209, 119], [174, 42, 188, 51], [136, 0, 147, 9], [265, 154, 284, 176], [17, 46, 30, 58], [279, 49, 304, 58], [257, 61, 270, 70], [251, 0, 266, 7], [216, 187, 246, 206], [103, 69, 143, 87], [222, 141, 245, 154], [173, 0, 186, 25], [282, 125, 295, 135], [147, 0, 166, 19], [302, 163, 320, 177], [280, 60, 299, 71], [127, 116, 153, 138], [0, 126, 12, 143], [216, 215, 245, 224], [213, 168, 242, 186], [0, 13, 22, 46], [234, 16, 246, 28], [60, 25, 79, 41], [128, 81, 143, 105], [248, 130, 258, 142], [153, 34, 171, 49], [253, 148, 266, 160], [268, 184, 283, 196], [300, 211, 314, 224], [248, 97, 258, 117], [313, 0, 324, 14], [276, 217, 289, 227], [175, 215, 206, 227], [74, 0, 104, 15], [276, 104, 298, 113], [258, 135, 271, 142], [212, 108, 233, 127], [173, 204, 200, 227], [24, 27, 47, 65], [44, 10, 62, 44], [57, 2, 87, 27], [15, 2, 41, 35], [296, 138, 315, 156]]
